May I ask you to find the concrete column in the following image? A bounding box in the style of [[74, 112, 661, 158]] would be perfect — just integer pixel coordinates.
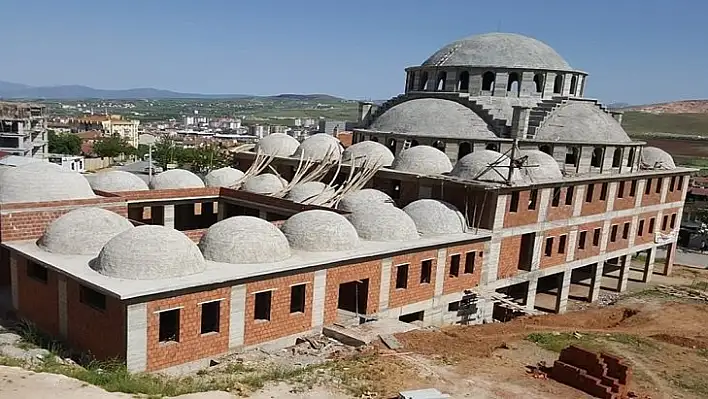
[[228, 285, 247, 349], [537, 188, 551, 223], [555, 271, 572, 314], [660, 177, 670, 203], [566, 228, 578, 262], [642, 248, 656, 283], [433, 249, 447, 296], [605, 182, 617, 212], [492, 195, 507, 229], [663, 243, 676, 276], [510, 106, 531, 139], [378, 258, 392, 313], [311, 270, 327, 330], [589, 261, 604, 302], [217, 202, 227, 221], [525, 278, 538, 311], [58, 276, 68, 339], [635, 180, 645, 207], [164, 205, 175, 229], [531, 234, 544, 271], [617, 255, 630, 292], [126, 303, 148, 372], [9, 256, 18, 310], [493, 72, 509, 97], [628, 215, 639, 248], [481, 239, 500, 284], [572, 185, 585, 216]]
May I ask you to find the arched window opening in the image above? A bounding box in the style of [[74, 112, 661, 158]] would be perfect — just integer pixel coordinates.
[[591, 147, 604, 168], [436, 71, 446, 91], [565, 146, 580, 166], [507, 72, 520, 94], [626, 148, 635, 167], [419, 72, 429, 91], [539, 144, 553, 155], [553, 74, 563, 94], [570, 75, 578, 95], [482, 71, 495, 91], [533, 73, 544, 93], [458, 142, 472, 159], [370, 136, 379, 143], [458, 71, 470, 92], [432, 140, 446, 152], [388, 138, 397, 154], [410, 139, 419, 147], [486, 143, 499, 152], [612, 148, 622, 168]]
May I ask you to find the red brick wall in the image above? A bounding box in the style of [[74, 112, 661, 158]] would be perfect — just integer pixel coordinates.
[[660, 207, 680, 233], [612, 180, 639, 211], [540, 227, 572, 269], [183, 229, 207, 243], [244, 272, 314, 346], [503, 190, 540, 228], [118, 187, 220, 202], [324, 260, 381, 325], [606, 216, 633, 253], [635, 212, 657, 245], [14, 255, 59, 335], [388, 250, 437, 309], [640, 178, 663, 206], [66, 279, 125, 361], [665, 175, 687, 203], [145, 287, 230, 371], [498, 236, 522, 279], [546, 187, 574, 221], [574, 221, 604, 261], [442, 242, 484, 295], [580, 183, 609, 216]]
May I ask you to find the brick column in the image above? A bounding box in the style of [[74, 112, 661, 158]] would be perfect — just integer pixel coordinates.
[[525, 278, 538, 311], [126, 303, 148, 372], [617, 255, 630, 292], [642, 248, 656, 283], [589, 261, 604, 302], [228, 285, 246, 349], [555, 271, 572, 313]]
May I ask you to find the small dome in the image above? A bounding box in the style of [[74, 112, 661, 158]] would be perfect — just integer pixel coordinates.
[[451, 150, 525, 184], [391, 145, 453, 175], [640, 147, 676, 170], [348, 205, 419, 242], [336, 189, 395, 213], [86, 171, 149, 192], [38, 207, 134, 255], [281, 210, 359, 251], [93, 225, 206, 280], [204, 167, 245, 188], [149, 169, 205, 190], [255, 133, 300, 157], [342, 141, 394, 167], [403, 200, 466, 236], [0, 164, 95, 203], [285, 182, 335, 204], [517, 150, 563, 183], [241, 173, 287, 194], [533, 102, 631, 144], [199, 216, 291, 264], [292, 134, 343, 162]]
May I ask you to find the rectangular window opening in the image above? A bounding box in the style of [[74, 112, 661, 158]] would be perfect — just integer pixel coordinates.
[[610, 225, 618, 242], [159, 309, 180, 343], [509, 192, 519, 213], [622, 222, 630, 240], [80, 285, 106, 311], [290, 284, 306, 314], [464, 252, 476, 274], [551, 187, 561, 207], [678, 176, 684, 191], [656, 178, 663, 194], [578, 231, 587, 250], [630, 180, 637, 197], [558, 235, 567, 254], [600, 183, 608, 200], [585, 184, 594, 203], [544, 237, 554, 257], [396, 264, 409, 288], [447, 301, 460, 312], [638, 220, 645, 236], [645, 178, 652, 195], [593, 228, 601, 246], [670, 213, 677, 229], [449, 255, 460, 277], [565, 186, 574, 206], [27, 261, 48, 283], [201, 301, 221, 334], [420, 260, 432, 284], [254, 291, 272, 321], [528, 189, 538, 210], [670, 176, 676, 192], [662, 215, 668, 231], [649, 218, 655, 233], [617, 182, 625, 199]]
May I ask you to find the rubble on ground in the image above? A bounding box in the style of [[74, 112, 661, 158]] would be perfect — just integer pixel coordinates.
[[655, 284, 708, 301]]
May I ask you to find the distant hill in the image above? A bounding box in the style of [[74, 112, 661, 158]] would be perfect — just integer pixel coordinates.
[[623, 100, 708, 114], [270, 93, 345, 101]]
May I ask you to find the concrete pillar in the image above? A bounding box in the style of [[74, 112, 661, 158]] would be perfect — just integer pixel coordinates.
[[433, 249, 447, 296], [378, 258, 392, 313], [58, 276, 68, 339], [9, 256, 18, 310], [617, 255, 630, 292], [663, 243, 676, 276], [217, 201, 227, 221], [510, 106, 531, 139], [525, 278, 538, 311], [589, 261, 604, 302], [642, 248, 656, 283], [164, 205, 175, 229], [228, 285, 247, 349], [555, 271, 572, 314], [126, 303, 148, 372], [358, 102, 374, 123], [311, 270, 327, 330]]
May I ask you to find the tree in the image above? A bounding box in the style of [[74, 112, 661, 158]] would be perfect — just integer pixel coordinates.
[[48, 130, 82, 155], [151, 136, 227, 173], [93, 134, 134, 159]]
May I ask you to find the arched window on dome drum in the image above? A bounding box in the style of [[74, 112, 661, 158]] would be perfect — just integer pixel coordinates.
[[626, 147, 635, 167], [553, 74, 563, 94], [419, 72, 429, 91], [591, 147, 604, 168], [411, 139, 419, 147], [570, 75, 578, 95], [486, 143, 499, 152], [507, 72, 520, 95], [432, 140, 446, 152], [458, 71, 470, 92], [565, 146, 579, 166], [482, 71, 495, 91], [458, 142, 472, 160], [370, 136, 379, 143], [436, 71, 447, 91], [539, 144, 553, 155], [388, 138, 397, 154], [533, 73, 544, 93], [612, 148, 622, 168]]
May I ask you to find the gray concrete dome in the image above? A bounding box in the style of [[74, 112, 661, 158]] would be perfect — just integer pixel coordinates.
[[255, 133, 300, 157], [241, 173, 287, 194], [38, 207, 134, 255], [391, 145, 453, 175], [403, 199, 466, 236], [348, 205, 419, 242], [285, 182, 335, 204], [93, 225, 206, 280], [423, 32, 572, 70], [336, 189, 395, 213], [280, 210, 359, 251], [198, 216, 291, 264], [0, 164, 95, 203], [86, 170, 149, 192], [451, 150, 524, 184], [149, 169, 205, 190], [518, 150, 563, 183], [640, 146, 676, 170], [292, 134, 343, 162], [534, 102, 632, 143], [369, 98, 497, 140], [342, 141, 395, 167], [204, 167, 245, 188]]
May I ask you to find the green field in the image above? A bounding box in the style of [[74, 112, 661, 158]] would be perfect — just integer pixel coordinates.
[[621, 111, 708, 137]]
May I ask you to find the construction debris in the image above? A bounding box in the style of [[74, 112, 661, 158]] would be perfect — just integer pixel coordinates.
[[380, 334, 402, 350], [655, 284, 708, 301], [550, 345, 632, 399]]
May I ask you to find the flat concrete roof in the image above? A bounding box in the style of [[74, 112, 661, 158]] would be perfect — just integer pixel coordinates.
[[5, 230, 491, 301]]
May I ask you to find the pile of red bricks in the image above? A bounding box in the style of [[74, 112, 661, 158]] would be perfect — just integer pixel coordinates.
[[550, 345, 632, 399]]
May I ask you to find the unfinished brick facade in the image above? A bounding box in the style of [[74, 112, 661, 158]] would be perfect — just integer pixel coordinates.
[[388, 250, 437, 309], [441, 242, 485, 295], [15, 256, 60, 336]]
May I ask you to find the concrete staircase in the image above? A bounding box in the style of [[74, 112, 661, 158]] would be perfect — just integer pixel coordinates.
[[526, 96, 570, 139], [465, 96, 511, 137]]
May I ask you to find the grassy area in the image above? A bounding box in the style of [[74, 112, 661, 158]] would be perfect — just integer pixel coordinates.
[[622, 111, 708, 136]]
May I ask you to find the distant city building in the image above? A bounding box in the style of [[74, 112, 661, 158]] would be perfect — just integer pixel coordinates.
[[48, 154, 85, 173], [318, 119, 348, 136], [0, 101, 48, 159], [249, 124, 267, 138]]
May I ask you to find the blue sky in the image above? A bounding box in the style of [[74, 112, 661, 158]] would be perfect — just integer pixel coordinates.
[[1, 0, 706, 104]]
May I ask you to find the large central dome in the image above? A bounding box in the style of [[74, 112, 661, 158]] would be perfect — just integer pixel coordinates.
[[422, 33, 572, 70]]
